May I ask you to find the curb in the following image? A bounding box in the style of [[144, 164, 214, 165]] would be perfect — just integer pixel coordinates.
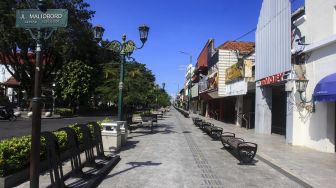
[[20, 116, 62, 119], [256, 153, 314, 187]]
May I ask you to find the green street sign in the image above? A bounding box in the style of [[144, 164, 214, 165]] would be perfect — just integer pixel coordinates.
[[16, 9, 68, 28]]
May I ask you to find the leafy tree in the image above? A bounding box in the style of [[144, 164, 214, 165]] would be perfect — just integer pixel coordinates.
[[94, 60, 171, 111], [0, 0, 97, 98], [95, 61, 155, 108], [55, 60, 93, 109], [123, 61, 156, 107]]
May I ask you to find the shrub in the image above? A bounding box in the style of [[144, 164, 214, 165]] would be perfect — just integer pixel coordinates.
[[0, 121, 101, 177], [0, 136, 46, 177], [55, 108, 73, 117]]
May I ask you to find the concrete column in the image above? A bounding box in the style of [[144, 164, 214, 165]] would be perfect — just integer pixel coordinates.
[[205, 102, 209, 117], [236, 96, 244, 127], [255, 86, 272, 134], [117, 121, 128, 146], [285, 89, 295, 144]]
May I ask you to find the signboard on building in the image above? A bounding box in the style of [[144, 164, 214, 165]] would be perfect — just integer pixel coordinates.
[[260, 73, 284, 85], [199, 75, 208, 92], [224, 80, 248, 96], [16, 9, 68, 28], [226, 63, 243, 82], [208, 72, 218, 89], [256, 71, 293, 86], [191, 83, 199, 98], [225, 60, 253, 82], [244, 60, 253, 78]]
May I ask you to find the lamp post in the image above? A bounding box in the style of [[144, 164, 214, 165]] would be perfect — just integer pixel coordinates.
[[179, 51, 192, 112], [52, 82, 55, 114], [93, 25, 149, 120]]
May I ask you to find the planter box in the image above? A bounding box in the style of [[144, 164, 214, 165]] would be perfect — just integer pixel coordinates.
[[0, 150, 71, 188]]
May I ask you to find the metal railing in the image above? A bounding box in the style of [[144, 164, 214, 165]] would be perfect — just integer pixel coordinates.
[[237, 112, 255, 130]]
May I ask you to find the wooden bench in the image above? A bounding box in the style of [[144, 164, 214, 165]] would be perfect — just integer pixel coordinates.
[[129, 114, 156, 132], [199, 121, 212, 130], [192, 117, 202, 126], [221, 132, 257, 163], [203, 124, 223, 139]]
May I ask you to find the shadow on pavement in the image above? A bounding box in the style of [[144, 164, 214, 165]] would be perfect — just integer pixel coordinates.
[[220, 147, 258, 166], [113, 140, 140, 154], [129, 123, 178, 138], [104, 161, 162, 180]]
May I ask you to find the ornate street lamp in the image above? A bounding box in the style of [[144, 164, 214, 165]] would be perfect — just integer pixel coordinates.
[[295, 79, 309, 93], [93, 25, 105, 41], [295, 78, 315, 112], [139, 24, 149, 44], [94, 24, 149, 120]]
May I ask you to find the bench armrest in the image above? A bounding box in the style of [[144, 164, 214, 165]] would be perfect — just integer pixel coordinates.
[[213, 126, 223, 131], [232, 137, 245, 142], [221, 132, 235, 137], [237, 142, 257, 148]]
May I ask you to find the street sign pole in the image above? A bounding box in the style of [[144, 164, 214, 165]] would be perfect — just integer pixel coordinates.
[[30, 28, 43, 188], [15, 1, 68, 187]]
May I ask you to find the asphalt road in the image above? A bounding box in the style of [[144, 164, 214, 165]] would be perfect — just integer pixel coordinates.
[[0, 116, 112, 140]]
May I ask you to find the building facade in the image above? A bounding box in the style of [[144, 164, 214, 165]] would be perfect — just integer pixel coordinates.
[[256, 0, 336, 153]]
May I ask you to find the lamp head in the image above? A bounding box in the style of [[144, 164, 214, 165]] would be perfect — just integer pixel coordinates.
[[295, 78, 309, 93], [93, 25, 105, 41], [139, 24, 149, 44]]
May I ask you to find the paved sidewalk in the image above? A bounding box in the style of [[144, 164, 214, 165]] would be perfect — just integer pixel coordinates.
[[191, 113, 336, 188], [99, 109, 305, 188]]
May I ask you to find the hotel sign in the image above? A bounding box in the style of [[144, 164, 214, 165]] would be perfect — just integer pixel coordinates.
[[16, 9, 68, 28], [259, 73, 284, 86]]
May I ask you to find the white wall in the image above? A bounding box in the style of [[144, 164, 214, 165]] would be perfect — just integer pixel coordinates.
[[0, 65, 12, 83], [291, 0, 336, 152], [292, 42, 336, 152], [305, 0, 336, 43], [218, 50, 238, 96], [255, 86, 272, 134]]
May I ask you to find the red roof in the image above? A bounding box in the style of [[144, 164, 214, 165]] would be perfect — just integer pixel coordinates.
[[196, 39, 214, 71], [218, 41, 255, 54], [0, 52, 51, 65]]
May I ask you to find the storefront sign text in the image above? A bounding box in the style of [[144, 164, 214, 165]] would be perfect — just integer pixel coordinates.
[[260, 73, 284, 86]]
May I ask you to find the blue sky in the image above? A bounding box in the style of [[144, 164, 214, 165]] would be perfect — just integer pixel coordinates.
[[86, 0, 304, 97]]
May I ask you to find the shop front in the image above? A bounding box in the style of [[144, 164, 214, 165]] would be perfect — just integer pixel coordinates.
[[255, 71, 293, 137], [224, 59, 255, 128]]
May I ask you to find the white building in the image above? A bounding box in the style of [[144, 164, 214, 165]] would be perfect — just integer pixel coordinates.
[[184, 64, 194, 110], [256, 0, 336, 153], [291, 0, 336, 153], [0, 64, 17, 102]]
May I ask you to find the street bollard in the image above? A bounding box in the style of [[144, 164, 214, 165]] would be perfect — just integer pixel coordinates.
[[117, 121, 128, 146], [101, 121, 121, 152]]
